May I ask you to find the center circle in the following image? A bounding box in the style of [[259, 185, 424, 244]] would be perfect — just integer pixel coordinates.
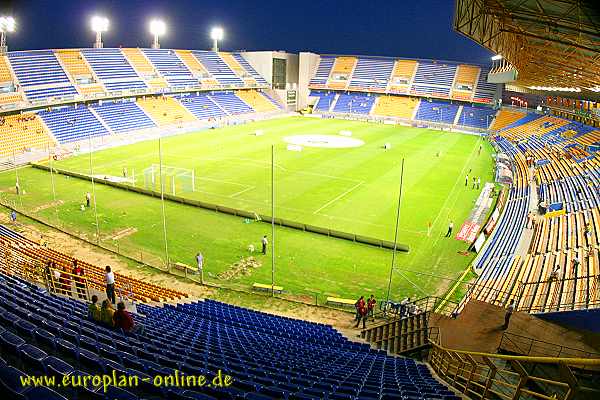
[[283, 134, 364, 148]]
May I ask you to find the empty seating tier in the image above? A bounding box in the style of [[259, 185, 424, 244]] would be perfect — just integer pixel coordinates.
[[177, 94, 227, 120], [309, 56, 335, 87], [54, 50, 94, 79], [452, 65, 479, 101], [457, 105, 497, 129], [91, 101, 156, 134], [389, 60, 418, 94], [77, 83, 105, 96], [0, 55, 14, 83], [38, 106, 109, 143], [81, 49, 140, 81], [175, 50, 209, 76], [414, 100, 460, 124], [121, 48, 156, 76], [0, 92, 23, 105], [410, 62, 457, 98], [137, 96, 197, 126], [490, 109, 527, 131], [0, 114, 54, 157], [332, 93, 376, 114], [142, 49, 199, 89], [232, 53, 269, 86], [235, 90, 278, 113], [210, 92, 254, 115], [7, 50, 70, 87], [311, 91, 336, 112], [348, 57, 394, 92], [372, 95, 419, 119], [192, 51, 244, 87]]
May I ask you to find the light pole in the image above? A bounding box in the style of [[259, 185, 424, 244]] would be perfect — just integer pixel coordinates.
[[210, 27, 224, 52], [91, 16, 109, 48], [150, 19, 166, 49], [0, 16, 15, 55]]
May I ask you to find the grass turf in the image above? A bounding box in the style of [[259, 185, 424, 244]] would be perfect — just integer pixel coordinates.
[[0, 116, 494, 303]]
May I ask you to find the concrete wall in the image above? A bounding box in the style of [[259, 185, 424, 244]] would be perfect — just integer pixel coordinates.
[[240, 51, 300, 110], [298, 52, 320, 110]]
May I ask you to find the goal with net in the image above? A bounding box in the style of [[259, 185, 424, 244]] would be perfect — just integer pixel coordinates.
[[143, 164, 195, 195]]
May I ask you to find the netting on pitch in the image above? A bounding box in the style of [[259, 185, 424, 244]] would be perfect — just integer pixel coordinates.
[[143, 164, 195, 195]]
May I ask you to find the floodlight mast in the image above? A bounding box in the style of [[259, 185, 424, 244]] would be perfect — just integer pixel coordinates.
[[91, 16, 109, 48], [150, 20, 166, 49], [0, 16, 16, 55], [210, 27, 224, 52]]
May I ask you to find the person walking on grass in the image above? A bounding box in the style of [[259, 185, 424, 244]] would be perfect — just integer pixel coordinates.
[[465, 174, 469, 187], [477, 177, 481, 190], [10, 210, 16, 223], [261, 235, 268, 255], [502, 300, 515, 330], [105, 265, 116, 304], [427, 221, 432, 237], [85, 192, 91, 208], [445, 220, 454, 238]]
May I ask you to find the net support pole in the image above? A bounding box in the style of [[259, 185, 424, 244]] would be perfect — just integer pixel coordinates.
[[48, 146, 59, 224], [158, 135, 170, 270], [271, 144, 276, 297], [13, 148, 22, 209], [87, 133, 101, 242], [385, 158, 405, 305]]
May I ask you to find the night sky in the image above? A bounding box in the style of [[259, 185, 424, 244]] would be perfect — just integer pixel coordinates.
[[2, 0, 493, 64]]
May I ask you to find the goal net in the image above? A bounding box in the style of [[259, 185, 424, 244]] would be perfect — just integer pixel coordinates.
[[143, 164, 195, 195]]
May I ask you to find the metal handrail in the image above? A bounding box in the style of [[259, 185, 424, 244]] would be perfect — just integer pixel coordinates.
[[429, 336, 600, 400], [499, 331, 600, 359]]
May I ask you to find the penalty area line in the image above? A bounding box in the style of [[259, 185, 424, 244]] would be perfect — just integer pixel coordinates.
[[229, 186, 256, 198], [313, 181, 364, 214]]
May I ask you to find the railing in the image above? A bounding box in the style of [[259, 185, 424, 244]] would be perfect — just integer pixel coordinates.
[[429, 332, 600, 400], [518, 274, 600, 313], [499, 332, 600, 361], [379, 296, 458, 319]]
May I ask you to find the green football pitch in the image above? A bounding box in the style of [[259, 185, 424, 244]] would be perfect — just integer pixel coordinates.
[[0, 116, 495, 303]]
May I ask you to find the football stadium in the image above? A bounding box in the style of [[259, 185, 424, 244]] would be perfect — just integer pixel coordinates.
[[0, 0, 599, 399]]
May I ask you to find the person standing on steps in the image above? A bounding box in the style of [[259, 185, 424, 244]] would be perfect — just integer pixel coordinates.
[[86, 192, 91, 208], [502, 300, 515, 330], [105, 265, 116, 304], [355, 300, 368, 329], [261, 235, 268, 255]]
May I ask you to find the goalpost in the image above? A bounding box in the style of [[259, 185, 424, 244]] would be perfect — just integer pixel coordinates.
[[143, 164, 195, 195]]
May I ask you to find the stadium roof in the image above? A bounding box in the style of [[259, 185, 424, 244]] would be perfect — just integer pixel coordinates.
[[453, 0, 600, 92]]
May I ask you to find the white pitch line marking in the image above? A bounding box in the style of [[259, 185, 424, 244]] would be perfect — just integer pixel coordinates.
[[229, 186, 256, 198], [313, 181, 364, 214]]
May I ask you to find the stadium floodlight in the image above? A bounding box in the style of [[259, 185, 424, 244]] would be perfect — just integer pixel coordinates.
[[0, 16, 16, 54], [91, 16, 109, 48], [150, 19, 166, 49], [210, 26, 224, 52], [491, 54, 503, 61]]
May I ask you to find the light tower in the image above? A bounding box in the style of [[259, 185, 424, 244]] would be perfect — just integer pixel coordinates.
[[210, 26, 224, 52], [150, 19, 166, 49], [0, 16, 16, 55], [91, 16, 109, 48]]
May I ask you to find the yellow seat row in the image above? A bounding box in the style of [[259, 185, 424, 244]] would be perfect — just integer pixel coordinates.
[[55, 49, 94, 79], [0, 114, 55, 157], [489, 110, 526, 131], [137, 96, 197, 126], [236, 90, 278, 113], [372, 96, 419, 119]]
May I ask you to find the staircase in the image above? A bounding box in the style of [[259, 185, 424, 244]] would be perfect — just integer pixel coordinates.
[[361, 311, 431, 355]]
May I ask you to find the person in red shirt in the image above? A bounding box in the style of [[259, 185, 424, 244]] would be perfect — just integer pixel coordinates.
[[59, 265, 71, 296], [355, 302, 368, 329], [367, 295, 376, 322], [113, 302, 144, 334], [72, 260, 87, 300], [354, 296, 365, 322]]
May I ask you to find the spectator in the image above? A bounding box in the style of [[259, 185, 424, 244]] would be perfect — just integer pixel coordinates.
[[400, 297, 410, 317], [113, 302, 144, 334], [10, 210, 17, 223], [445, 221, 454, 238], [367, 295, 376, 322], [502, 300, 515, 330], [354, 301, 368, 329], [105, 265, 116, 304], [261, 235, 268, 255], [101, 299, 115, 327], [44, 261, 53, 288], [51, 262, 61, 293], [354, 296, 365, 321], [195, 252, 204, 275], [87, 295, 101, 321], [72, 260, 87, 300], [59, 265, 72, 296]]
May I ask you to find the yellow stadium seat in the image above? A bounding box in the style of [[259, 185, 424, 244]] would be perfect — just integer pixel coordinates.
[[55, 49, 94, 79], [0, 114, 55, 157], [0, 55, 14, 82], [137, 96, 197, 126], [121, 48, 155, 75], [372, 95, 419, 119], [236, 90, 278, 113]]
